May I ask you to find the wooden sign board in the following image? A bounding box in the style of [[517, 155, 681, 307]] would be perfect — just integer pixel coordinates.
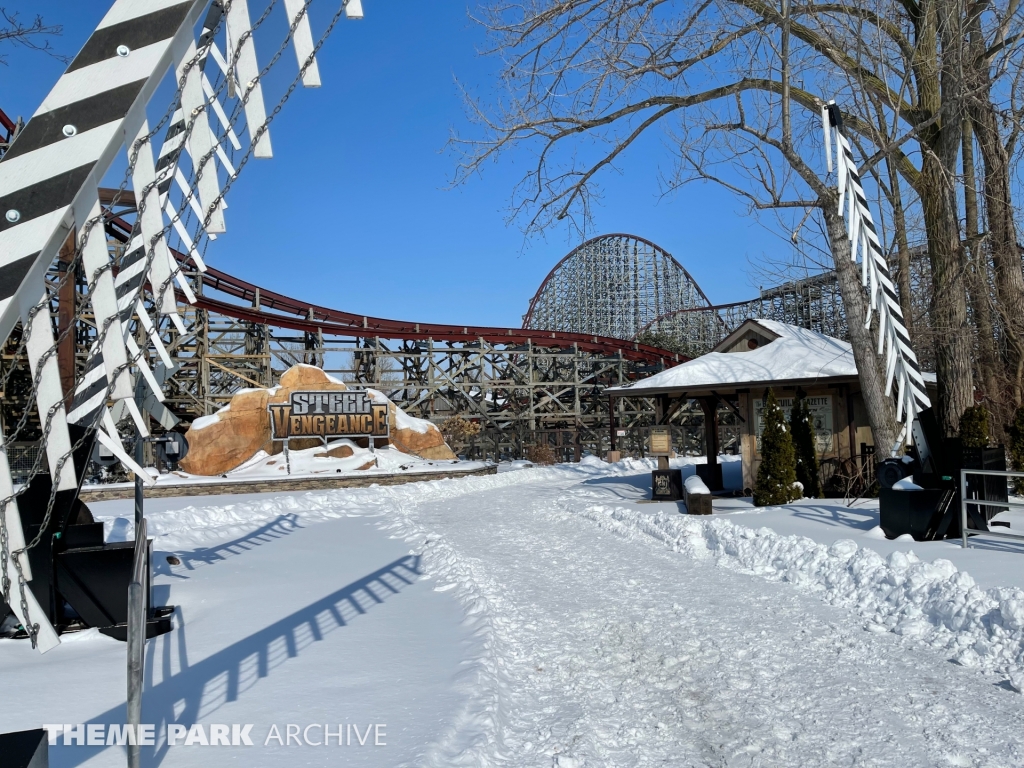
[[649, 426, 672, 456]]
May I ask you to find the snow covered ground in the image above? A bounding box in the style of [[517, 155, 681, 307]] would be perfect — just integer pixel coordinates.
[[3, 457, 1024, 766], [82, 444, 489, 494]]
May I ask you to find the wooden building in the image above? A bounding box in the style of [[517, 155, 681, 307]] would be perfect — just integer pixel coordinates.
[[607, 319, 935, 492]]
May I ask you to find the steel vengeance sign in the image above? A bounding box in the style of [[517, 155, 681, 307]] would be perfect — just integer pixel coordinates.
[[268, 391, 390, 440]]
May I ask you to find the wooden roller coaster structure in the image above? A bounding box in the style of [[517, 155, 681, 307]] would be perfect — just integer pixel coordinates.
[[1, 99, 918, 463], [0, 175, 911, 464]]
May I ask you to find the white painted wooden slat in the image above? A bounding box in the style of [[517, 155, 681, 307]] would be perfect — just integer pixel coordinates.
[[96, 0, 192, 30], [174, 166, 208, 223], [174, 38, 227, 233], [169, 310, 188, 335], [0, 430, 31, 581], [164, 198, 209, 271], [132, 299, 175, 369], [74, 194, 135, 402], [284, 0, 322, 87], [226, 0, 273, 158], [0, 210, 68, 273], [0, 124, 120, 198], [125, 334, 165, 403], [836, 144, 846, 212], [125, 397, 150, 439], [172, 258, 198, 304], [95, 426, 150, 482], [2, 556, 61, 652], [202, 73, 243, 149], [35, 41, 172, 115], [100, 409, 155, 483], [18, 290, 77, 491]]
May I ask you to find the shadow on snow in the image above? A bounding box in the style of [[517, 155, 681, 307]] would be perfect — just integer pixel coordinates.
[[51, 554, 422, 767], [152, 514, 304, 578]]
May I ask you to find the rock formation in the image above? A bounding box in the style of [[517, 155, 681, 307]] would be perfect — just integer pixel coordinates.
[[179, 364, 455, 475]]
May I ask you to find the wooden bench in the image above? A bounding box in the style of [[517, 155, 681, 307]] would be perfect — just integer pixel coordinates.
[[684, 475, 713, 515]]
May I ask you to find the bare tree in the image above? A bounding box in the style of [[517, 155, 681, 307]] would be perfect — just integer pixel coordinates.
[[964, 5, 1024, 411], [456, 0, 1024, 438], [961, 116, 1001, 418], [0, 8, 66, 66]]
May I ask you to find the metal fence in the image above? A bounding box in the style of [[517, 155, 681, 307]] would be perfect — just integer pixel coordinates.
[[960, 469, 1023, 549]]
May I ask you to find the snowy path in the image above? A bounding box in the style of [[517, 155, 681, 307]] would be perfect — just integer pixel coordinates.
[[377, 469, 1024, 767], [5, 462, 1024, 766]]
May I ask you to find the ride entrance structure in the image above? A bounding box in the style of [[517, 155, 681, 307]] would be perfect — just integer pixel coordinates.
[[607, 319, 937, 496], [0, 0, 685, 661]]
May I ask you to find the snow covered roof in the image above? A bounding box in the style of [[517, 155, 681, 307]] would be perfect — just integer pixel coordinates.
[[609, 320, 860, 394]]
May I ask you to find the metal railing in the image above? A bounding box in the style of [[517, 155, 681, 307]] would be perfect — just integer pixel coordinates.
[[960, 469, 1024, 549], [127, 517, 148, 768]]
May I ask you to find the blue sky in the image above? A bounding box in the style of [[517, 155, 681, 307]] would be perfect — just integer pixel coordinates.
[[0, 1, 790, 327]]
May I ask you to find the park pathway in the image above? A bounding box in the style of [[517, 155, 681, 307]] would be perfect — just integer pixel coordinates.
[[381, 469, 1024, 767]]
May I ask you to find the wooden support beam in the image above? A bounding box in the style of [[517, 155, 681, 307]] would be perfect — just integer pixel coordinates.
[[56, 230, 77, 409], [699, 396, 723, 491]]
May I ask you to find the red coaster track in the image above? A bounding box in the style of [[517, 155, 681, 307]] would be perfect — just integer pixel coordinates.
[[98, 193, 686, 367]]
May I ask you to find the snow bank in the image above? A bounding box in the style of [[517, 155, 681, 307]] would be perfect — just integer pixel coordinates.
[[562, 501, 1024, 691], [106, 454, 1024, 698], [84, 456, 1024, 766]]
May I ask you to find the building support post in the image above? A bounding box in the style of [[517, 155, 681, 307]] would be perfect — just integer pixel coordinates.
[[655, 395, 670, 471], [699, 396, 723, 490]]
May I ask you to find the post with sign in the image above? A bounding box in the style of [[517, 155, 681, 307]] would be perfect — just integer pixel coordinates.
[[267, 390, 392, 470], [649, 426, 682, 501], [607, 394, 621, 463]]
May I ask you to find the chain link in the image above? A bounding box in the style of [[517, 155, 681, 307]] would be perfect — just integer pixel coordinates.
[[1, 0, 360, 647]]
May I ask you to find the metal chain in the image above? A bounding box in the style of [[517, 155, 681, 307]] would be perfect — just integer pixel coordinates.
[[0, 23, 215, 647], [1, 0, 360, 646]]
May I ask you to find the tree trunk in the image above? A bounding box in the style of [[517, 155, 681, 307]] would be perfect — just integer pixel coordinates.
[[885, 158, 915, 337], [920, 148, 973, 435], [823, 199, 899, 452], [970, 94, 1024, 408], [961, 119, 1000, 414], [965, 3, 1024, 410], [911, 0, 973, 435]]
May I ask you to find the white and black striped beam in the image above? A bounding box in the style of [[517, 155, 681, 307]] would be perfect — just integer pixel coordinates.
[[0, 0, 206, 347], [821, 103, 931, 443], [0, 0, 207, 653]]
